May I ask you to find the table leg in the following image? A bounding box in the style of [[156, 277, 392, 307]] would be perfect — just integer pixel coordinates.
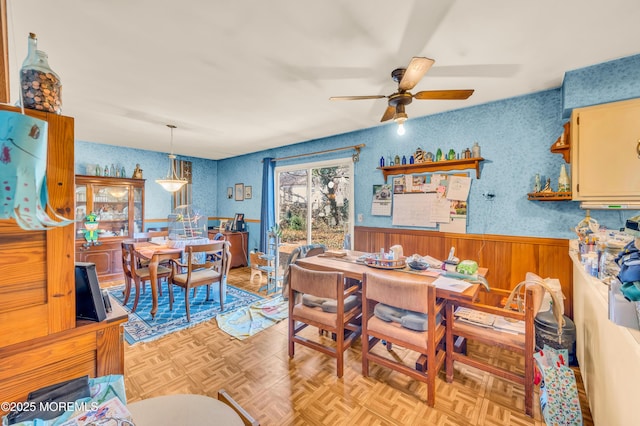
[[149, 255, 159, 319]]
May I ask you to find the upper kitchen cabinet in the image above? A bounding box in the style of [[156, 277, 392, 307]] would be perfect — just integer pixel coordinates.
[[571, 98, 640, 202]]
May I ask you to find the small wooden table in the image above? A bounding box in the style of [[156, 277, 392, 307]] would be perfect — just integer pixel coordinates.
[[128, 394, 243, 426], [295, 251, 482, 303]]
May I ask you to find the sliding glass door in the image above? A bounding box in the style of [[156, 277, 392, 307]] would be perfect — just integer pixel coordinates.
[[276, 158, 353, 250]]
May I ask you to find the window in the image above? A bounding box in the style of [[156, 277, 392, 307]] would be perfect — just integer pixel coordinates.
[[276, 158, 353, 250]]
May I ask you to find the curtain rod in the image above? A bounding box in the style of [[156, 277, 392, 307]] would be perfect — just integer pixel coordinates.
[[264, 143, 365, 163]]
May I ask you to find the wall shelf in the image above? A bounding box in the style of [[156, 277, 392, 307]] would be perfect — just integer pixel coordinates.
[[527, 191, 573, 201], [550, 143, 570, 163], [377, 157, 484, 182], [550, 121, 571, 163]]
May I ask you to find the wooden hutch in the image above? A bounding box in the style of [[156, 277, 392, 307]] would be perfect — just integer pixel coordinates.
[[0, 105, 127, 413], [75, 175, 145, 281]]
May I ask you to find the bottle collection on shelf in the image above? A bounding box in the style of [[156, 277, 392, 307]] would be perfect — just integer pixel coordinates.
[[379, 142, 481, 167], [531, 164, 571, 194], [92, 164, 127, 178]]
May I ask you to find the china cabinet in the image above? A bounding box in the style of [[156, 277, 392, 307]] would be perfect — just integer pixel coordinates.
[[75, 175, 145, 281]]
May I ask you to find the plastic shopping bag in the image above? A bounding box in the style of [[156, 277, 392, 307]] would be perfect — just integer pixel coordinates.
[[533, 345, 583, 426]]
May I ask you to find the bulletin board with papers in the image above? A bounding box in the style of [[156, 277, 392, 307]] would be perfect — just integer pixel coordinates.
[[390, 173, 471, 232]]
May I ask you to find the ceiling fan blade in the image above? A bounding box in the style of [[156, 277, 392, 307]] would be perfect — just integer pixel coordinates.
[[329, 95, 386, 101], [380, 105, 396, 122], [414, 89, 475, 100], [398, 57, 435, 91]]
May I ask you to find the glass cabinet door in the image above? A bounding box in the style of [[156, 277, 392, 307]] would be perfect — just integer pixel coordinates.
[[75, 176, 145, 241], [75, 184, 87, 240], [133, 187, 143, 234], [93, 185, 129, 237]]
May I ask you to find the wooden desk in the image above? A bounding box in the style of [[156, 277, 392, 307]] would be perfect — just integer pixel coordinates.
[[295, 252, 481, 303], [135, 243, 182, 319]]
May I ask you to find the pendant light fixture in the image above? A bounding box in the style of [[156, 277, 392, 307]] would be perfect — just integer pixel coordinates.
[[156, 124, 187, 192]]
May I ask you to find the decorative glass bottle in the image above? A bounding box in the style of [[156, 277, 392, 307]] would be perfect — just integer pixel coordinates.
[[20, 33, 62, 114], [558, 164, 570, 192], [472, 142, 481, 158]]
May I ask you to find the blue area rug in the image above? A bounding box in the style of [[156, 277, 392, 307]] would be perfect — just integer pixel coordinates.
[[108, 283, 263, 345], [217, 296, 289, 340]]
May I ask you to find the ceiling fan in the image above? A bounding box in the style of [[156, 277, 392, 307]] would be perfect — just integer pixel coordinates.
[[329, 57, 474, 135]]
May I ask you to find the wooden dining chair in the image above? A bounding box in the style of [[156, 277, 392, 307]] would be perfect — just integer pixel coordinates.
[[288, 264, 361, 378], [281, 244, 326, 299], [445, 284, 540, 417], [217, 389, 259, 426], [361, 270, 446, 407], [121, 241, 172, 312], [167, 241, 232, 321]]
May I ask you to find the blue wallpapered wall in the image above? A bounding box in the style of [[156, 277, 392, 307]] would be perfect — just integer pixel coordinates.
[[75, 53, 640, 246], [562, 53, 640, 118], [74, 143, 217, 222]]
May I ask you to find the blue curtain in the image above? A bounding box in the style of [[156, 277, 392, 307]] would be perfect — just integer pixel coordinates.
[[259, 158, 276, 253]]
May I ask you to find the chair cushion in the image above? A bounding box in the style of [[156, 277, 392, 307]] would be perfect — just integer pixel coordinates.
[[302, 294, 359, 313], [373, 302, 440, 332], [367, 316, 429, 350], [173, 269, 221, 286], [292, 303, 337, 328], [135, 265, 171, 279]]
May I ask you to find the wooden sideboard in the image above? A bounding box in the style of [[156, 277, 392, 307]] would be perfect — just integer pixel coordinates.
[[354, 226, 573, 318], [0, 105, 127, 413], [209, 231, 249, 268]]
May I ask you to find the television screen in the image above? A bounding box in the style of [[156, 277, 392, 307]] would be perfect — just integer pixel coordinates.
[[75, 262, 107, 322]]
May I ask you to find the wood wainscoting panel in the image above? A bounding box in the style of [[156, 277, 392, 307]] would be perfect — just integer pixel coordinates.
[[354, 227, 573, 318]]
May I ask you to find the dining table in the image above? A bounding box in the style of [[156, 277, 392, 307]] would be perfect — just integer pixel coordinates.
[[135, 237, 221, 319], [295, 250, 484, 303], [134, 242, 183, 319]]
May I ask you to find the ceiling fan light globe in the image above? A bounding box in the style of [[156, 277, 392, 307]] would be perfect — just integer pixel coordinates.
[[397, 123, 406, 136]]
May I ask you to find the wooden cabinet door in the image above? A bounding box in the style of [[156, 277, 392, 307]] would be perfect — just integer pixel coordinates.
[[571, 98, 640, 201], [78, 247, 113, 276]]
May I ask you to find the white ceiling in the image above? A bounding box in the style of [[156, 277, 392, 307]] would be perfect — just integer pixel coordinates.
[[6, 0, 640, 160]]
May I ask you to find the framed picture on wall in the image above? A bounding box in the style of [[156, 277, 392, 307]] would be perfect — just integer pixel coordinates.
[[227, 187, 233, 199], [235, 183, 244, 201], [244, 186, 252, 199]]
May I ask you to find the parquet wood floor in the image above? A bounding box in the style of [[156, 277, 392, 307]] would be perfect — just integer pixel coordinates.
[[111, 268, 593, 425]]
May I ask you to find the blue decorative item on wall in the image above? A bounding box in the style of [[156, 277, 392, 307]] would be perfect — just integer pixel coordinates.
[[0, 110, 73, 230]]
